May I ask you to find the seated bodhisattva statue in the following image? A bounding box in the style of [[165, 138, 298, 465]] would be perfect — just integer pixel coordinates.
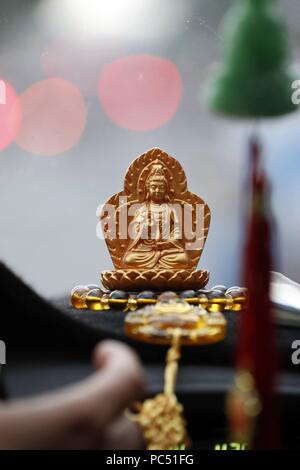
[[100, 148, 210, 291], [122, 163, 190, 270]]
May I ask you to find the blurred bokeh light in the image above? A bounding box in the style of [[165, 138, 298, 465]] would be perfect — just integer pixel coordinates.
[[36, 0, 191, 43], [15, 77, 87, 156], [98, 55, 182, 131], [0, 78, 21, 151]]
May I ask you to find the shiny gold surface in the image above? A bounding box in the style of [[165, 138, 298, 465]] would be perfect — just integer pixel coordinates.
[[100, 147, 210, 291], [127, 332, 190, 450], [124, 297, 226, 345], [101, 268, 209, 291], [70, 285, 89, 309]]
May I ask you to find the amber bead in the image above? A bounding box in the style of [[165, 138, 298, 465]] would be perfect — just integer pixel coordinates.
[[180, 290, 196, 299], [137, 291, 157, 299], [226, 289, 246, 311], [158, 291, 178, 302], [225, 294, 234, 310], [197, 293, 208, 309], [71, 285, 89, 309], [211, 285, 227, 294], [205, 289, 225, 312], [196, 289, 209, 298], [226, 286, 242, 295], [110, 290, 128, 299], [85, 288, 104, 311], [226, 289, 241, 298], [207, 289, 226, 299], [107, 290, 128, 310], [87, 284, 99, 291]]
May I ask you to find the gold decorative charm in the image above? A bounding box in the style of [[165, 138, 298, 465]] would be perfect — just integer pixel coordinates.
[[127, 331, 190, 450], [100, 147, 211, 291], [124, 293, 226, 345], [126, 296, 227, 449]]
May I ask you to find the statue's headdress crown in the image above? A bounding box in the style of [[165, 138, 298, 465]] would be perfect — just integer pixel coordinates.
[[147, 164, 166, 183]]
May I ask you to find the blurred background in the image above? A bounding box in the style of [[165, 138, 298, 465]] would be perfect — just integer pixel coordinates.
[[0, 0, 300, 298]]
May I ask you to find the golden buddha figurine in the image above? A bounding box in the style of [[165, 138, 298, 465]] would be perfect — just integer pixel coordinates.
[[122, 164, 190, 270], [100, 147, 210, 291]]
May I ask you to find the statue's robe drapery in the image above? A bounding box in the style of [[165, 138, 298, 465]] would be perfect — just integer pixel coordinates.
[[122, 203, 190, 269]]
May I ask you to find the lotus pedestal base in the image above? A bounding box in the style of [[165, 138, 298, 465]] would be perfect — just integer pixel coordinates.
[[101, 269, 209, 292]]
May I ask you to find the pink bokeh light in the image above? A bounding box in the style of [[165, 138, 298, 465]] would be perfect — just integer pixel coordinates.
[[0, 78, 21, 151], [98, 54, 183, 131], [15, 78, 87, 156]]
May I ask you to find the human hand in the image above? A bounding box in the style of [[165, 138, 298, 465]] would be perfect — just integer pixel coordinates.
[[0, 341, 145, 449]]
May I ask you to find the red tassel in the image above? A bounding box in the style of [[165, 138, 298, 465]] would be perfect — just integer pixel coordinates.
[[232, 137, 280, 449]]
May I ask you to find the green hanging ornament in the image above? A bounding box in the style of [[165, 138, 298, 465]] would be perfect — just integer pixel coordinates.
[[206, 0, 298, 117]]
